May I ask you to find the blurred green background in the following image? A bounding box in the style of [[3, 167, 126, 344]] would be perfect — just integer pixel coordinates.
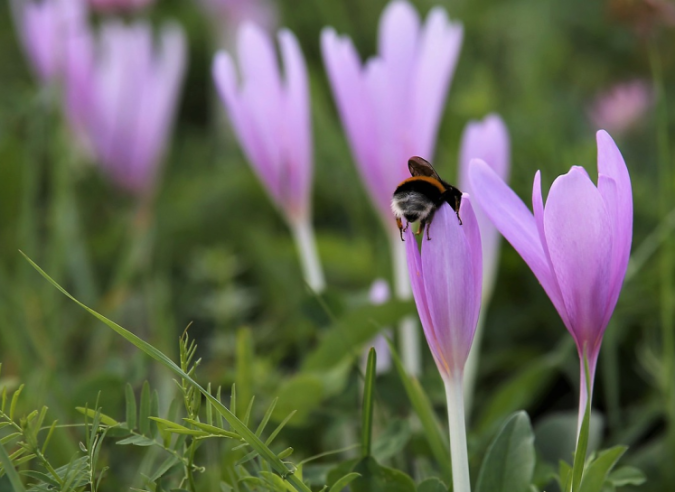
[[0, 0, 674, 490]]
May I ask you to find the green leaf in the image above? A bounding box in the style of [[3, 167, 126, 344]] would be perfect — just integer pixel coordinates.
[[607, 466, 646, 486], [0, 442, 27, 492], [388, 339, 451, 483], [22, 253, 311, 492], [329, 472, 361, 492], [578, 446, 627, 492], [417, 477, 448, 492], [362, 348, 377, 457], [475, 411, 535, 492], [125, 383, 137, 430], [372, 419, 411, 462], [558, 460, 573, 491], [116, 435, 155, 446], [75, 407, 119, 426], [350, 456, 415, 492], [236, 328, 254, 421], [303, 301, 413, 371]]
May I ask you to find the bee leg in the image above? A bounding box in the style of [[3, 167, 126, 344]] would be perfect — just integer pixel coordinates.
[[396, 217, 405, 241], [455, 197, 463, 225], [416, 220, 425, 236], [426, 221, 432, 240]]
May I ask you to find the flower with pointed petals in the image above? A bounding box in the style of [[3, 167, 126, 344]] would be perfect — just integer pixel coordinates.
[[65, 21, 187, 195], [11, 0, 86, 84], [405, 199, 482, 379], [405, 198, 481, 492], [212, 24, 325, 292], [87, 0, 154, 13], [213, 23, 311, 225], [321, 0, 463, 229], [469, 130, 632, 430], [458, 114, 510, 299]]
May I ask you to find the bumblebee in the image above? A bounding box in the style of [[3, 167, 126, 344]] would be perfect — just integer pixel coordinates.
[[391, 156, 463, 240]]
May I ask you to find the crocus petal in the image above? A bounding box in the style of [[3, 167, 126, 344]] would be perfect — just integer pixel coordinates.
[[469, 159, 560, 301], [596, 130, 632, 313], [543, 166, 613, 347], [458, 114, 509, 297], [421, 201, 481, 373], [532, 170, 571, 329], [279, 29, 311, 220], [412, 7, 462, 158]]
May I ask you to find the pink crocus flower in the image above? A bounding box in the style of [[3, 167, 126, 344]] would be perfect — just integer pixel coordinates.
[[213, 23, 312, 224], [87, 0, 154, 13], [11, 0, 86, 84], [212, 24, 325, 292], [469, 130, 632, 432], [588, 80, 653, 136], [321, 0, 463, 229], [458, 114, 510, 299], [64, 21, 187, 195], [198, 0, 276, 46], [405, 198, 482, 492]]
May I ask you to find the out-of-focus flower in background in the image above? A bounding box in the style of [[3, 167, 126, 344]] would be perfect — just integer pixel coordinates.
[[456, 114, 510, 410], [470, 130, 632, 434], [405, 199, 481, 492], [588, 80, 653, 136], [212, 23, 325, 292], [65, 21, 187, 196], [11, 0, 86, 84], [197, 0, 277, 48], [87, 0, 154, 13], [321, 0, 463, 230], [322, 0, 463, 375], [362, 279, 393, 374], [458, 114, 510, 300]]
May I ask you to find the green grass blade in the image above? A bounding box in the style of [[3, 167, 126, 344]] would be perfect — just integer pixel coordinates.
[[0, 441, 27, 492], [21, 252, 312, 492], [362, 348, 377, 457]]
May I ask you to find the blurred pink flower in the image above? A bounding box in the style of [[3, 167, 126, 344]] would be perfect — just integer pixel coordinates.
[[589, 80, 653, 135], [212, 24, 312, 224], [65, 21, 187, 195], [458, 114, 510, 298], [363, 279, 392, 374], [87, 0, 154, 13], [321, 0, 463, 229], [469, 130, 632, 430], [11, 0, 86, 84], [198, 0, 276, 41], [405, 199, 482, 378]]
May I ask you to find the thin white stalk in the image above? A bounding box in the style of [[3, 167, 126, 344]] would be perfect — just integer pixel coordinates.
[[290, 218, 326, 293], [391, 234, 421, 376], [444, 373, 471, 492], [463, 307, 487, 416]]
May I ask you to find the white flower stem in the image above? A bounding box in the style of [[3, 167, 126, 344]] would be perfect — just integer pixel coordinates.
[[290, 218, 326, 293], [391, 235, 421, 376], [462, 307, 487, 417], [444, 373, 472, 492]]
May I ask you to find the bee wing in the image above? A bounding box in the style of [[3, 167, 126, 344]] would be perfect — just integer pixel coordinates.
[[408, 156, 442, 180]]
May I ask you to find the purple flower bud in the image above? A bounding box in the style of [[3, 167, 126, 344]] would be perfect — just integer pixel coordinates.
[[212, 24, 312, 224], [458, 114, 510, 299], [405, 198, 482, 378], [321, 0, 463, 230], [588, 80, 653, 136], [469, 130, 632, 426], [12, 0, 86, 84], [64, 20, 187, 195]]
